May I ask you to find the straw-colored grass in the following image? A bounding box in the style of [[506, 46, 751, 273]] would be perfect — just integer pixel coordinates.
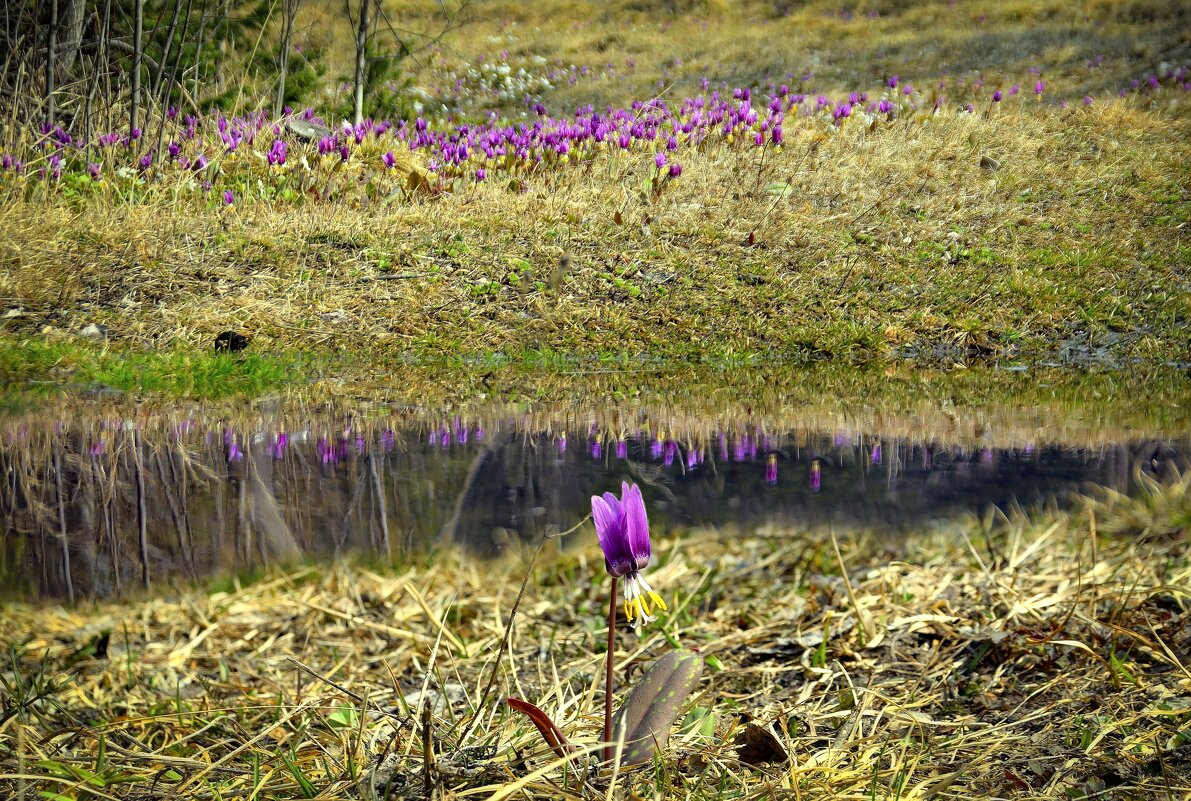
[[1, 472, 1187, 798], [2, 98, 1188, 366], [2, 0, 1188, 372]]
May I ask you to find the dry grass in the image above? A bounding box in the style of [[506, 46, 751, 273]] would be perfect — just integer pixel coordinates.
[[2, 0, 1189, 369], [0, 473, 1188, 799], [2, 97, 1188, 365]]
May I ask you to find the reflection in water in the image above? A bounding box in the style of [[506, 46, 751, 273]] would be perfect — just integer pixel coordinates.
[[0, 407, 1184, 600]]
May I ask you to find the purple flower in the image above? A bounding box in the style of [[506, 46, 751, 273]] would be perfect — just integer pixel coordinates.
[[992, 90, 1003, 102], [475, 168, 486, 182], [1034, 80, 1045, 95], [267, 139, 287, 166], [591, 481, 666, 627], [668, 163, 682, 178], [223, 190, 234, 206], [1083, 95, 1094, 106], [382, 151, 396, 169], [654, 152, 666, 169], [87, 162, 101, 180]]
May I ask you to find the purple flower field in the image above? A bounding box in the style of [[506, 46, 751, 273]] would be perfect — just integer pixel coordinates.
[[3, 64, 1186, 204]]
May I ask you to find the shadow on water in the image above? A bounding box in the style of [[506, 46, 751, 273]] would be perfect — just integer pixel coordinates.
[[1, 367, 1189, 600]]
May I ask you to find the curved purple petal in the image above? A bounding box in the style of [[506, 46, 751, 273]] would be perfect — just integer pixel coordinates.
[[592, 494, 632, 577], [623, 481, 651, 569]]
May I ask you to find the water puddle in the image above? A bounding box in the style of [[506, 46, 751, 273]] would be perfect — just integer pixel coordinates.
[[2, 369, 1188, 599]]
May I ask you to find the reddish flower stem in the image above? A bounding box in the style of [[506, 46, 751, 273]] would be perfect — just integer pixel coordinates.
[[604, 575, 618, 764]]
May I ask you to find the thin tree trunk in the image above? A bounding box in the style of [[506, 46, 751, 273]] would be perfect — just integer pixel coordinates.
[[44, 0, 57, 127], [130, 0, 143, 135], [352, 0, 370, 126], [190, 1, 208, 103], [52, 0, 86, 76], [274, 0, 298, 119], [154, 0, 193, 159], [150, 0, 183, 99]]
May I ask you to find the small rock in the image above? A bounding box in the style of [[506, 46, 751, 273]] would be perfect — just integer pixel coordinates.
[[80, 323, 109, 340], [286, 118, 333, 143], [214, 331, 250, 353], [979, 155, 1001, 171]]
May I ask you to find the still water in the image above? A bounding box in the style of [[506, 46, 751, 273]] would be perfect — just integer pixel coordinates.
[[2, 370, 1188, 600]]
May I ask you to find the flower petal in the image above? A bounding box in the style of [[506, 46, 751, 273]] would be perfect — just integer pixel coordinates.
[[623, 482, 651, 569], [592, 494, 632, 577]]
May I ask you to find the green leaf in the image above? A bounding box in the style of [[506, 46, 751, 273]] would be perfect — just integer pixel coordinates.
[[766, 182, 795, 196], [327, 706, 359, 728], [611, 649, 703, 766], [679, 705, 717, 740]]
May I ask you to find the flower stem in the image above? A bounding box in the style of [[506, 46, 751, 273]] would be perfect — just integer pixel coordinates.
[[604, 575, 618, 764]]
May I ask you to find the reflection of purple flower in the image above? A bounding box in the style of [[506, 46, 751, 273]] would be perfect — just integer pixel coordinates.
[[355, 436, 366, 454], [90, 440, 105, 457], [557, 434, 567, 453], [871, 443, 881, 464], [616, 439, 628, 459], [663, 440, 677, 467], [591, 440, 602, 459], [686, 448, 698, 469], [765, 454, 778, 486], [651, 437, 664, 460], [810, 459, 821, 493], [381, 429, 396, 451], [269, 432, 288, 459]]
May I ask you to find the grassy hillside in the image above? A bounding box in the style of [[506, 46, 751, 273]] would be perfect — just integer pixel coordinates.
[[1, 0, 1188, 380]]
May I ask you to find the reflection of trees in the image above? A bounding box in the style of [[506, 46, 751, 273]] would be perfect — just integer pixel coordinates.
[[0, 424, 1185, 600]]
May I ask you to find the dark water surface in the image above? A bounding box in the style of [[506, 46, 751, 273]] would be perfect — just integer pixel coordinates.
[[2, 369, 1188, 599]]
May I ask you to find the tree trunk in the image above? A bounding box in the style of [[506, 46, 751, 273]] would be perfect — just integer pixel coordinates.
[[274, 0, 298, 119], [151, 0, 183, 99], [352, 0, 370, 126], [131, 0, 143, 135], [44, 0, 56, 127], [56, 0, 86, 74]]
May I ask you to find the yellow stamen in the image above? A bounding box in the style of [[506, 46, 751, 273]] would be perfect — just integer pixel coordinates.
[[649, 591, 668, 612]]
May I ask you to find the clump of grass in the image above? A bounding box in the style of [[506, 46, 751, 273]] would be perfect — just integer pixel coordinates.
[[0, 474, 1187, 798]]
